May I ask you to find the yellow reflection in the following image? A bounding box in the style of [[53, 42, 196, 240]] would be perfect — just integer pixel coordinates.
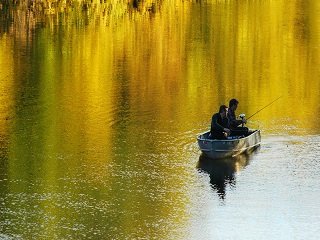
[[0, 35, 14, 136], [1, 0, 320, 238]]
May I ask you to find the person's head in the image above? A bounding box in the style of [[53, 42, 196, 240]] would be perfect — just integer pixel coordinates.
[[218, 105, 228, 118], [229, 98, 239, 110]]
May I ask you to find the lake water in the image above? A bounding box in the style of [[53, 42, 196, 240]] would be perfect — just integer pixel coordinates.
[[0, 0, 320, 239]]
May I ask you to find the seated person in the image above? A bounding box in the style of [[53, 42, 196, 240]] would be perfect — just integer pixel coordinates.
[[227, 98, 248, 136], [210, 105, 230, 140]]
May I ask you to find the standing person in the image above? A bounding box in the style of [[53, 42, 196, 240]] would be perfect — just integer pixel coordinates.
[[227, 98, 248, 135], [210, 105, 230, 140]]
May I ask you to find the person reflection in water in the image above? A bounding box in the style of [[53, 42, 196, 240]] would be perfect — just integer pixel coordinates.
[[197, 154, 251, 201], [228, 98, 248, 136], [197, 155, 237, 200], [210, 105, 230, 140]]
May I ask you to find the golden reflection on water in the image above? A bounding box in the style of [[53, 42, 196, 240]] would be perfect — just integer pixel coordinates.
[[0, 0, 320, 238], [0, 36, 14, 136], [1, 1, 320, 133]]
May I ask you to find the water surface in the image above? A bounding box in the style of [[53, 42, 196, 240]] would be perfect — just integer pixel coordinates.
[[0, 0, 320, 239]]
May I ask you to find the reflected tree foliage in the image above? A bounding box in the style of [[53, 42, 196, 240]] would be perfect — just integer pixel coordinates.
[[0, 0, 320, 238], [0, 0, 164, 40]]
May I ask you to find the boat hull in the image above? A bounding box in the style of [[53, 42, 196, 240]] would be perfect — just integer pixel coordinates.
[[197, 130, 261, 159]]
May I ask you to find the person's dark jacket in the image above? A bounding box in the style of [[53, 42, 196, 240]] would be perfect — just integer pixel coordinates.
[[227, 108, 242, 129], [210, 113, 229, 139]]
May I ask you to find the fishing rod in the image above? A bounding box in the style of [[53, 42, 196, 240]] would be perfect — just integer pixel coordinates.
[[246, 96, 282, 120]]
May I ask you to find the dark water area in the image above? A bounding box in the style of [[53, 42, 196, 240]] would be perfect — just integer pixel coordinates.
[[0, 0, 320, 239], [197, 150, 255, 200]]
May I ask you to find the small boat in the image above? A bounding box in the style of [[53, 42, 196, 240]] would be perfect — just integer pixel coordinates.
[[197, 130, 261, 159]]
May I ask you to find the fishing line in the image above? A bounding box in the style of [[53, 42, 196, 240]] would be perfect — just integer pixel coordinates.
[[247, 96, 282, 120]]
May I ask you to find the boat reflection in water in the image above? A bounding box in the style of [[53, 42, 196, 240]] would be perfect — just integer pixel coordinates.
[[197, 147, 260, 200]]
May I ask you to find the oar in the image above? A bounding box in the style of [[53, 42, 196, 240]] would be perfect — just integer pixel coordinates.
[[247, 96, 282, 120]]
